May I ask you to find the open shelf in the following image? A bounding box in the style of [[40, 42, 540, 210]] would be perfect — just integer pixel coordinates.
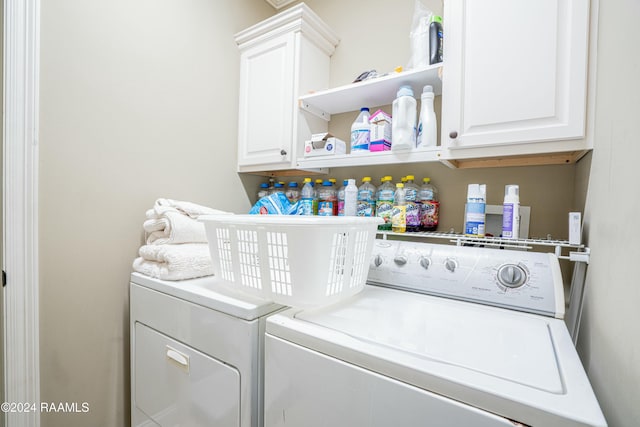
[[296, 146, 441, 169], [299, 65, 442, 119]]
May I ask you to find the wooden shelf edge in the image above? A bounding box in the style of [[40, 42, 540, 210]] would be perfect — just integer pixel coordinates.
[[443, 151, 590, 169], [296, 148, 442, 169], [238, 168, 329, 177]]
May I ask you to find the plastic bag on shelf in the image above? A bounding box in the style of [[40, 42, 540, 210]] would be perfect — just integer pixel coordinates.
[[407, 0, 434, 70]]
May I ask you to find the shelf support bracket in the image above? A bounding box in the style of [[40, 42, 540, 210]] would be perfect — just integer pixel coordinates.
[[299, 100, 331, 121], [569, 247, 590, 264]]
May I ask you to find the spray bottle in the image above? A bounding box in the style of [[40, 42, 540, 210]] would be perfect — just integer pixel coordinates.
[[464, 184, 486, 237], [502, 185, 520, 239]]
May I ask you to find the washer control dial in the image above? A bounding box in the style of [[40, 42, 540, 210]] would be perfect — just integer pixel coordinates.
[[497, 264, 528, 288], [373, 254, 384, 267], [419, 256, 432, 270], [394, 256, 408, 266], [445, 258, 458, 273]]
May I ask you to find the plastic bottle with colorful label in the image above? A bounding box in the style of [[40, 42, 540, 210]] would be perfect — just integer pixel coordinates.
[[376, 176, 395, 230], [392, 183, 407, 233], [257, 183, 269, 200], [357, 177, 377, 217], [350, 108, 371, 153], [337, 180, 347, 216], [318, 180, 338, 216], [286, 182, 300, 203], [269, 182, 284, 195], [404, 175, 421, 232], [299, 178, 317, 216], [419, 177, 440, 231]]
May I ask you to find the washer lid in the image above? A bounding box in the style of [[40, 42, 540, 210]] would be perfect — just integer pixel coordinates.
[[267, 285, 606, 426], [131, 273, 282, 320], [297, 285, 562, 393]]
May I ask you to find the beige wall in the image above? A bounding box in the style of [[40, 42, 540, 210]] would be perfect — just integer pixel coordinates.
[[577, 0, 640, 425], [38, 1, 272, 426]]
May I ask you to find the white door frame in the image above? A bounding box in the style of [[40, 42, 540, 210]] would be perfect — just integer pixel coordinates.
[[2, 0, 40, 426]]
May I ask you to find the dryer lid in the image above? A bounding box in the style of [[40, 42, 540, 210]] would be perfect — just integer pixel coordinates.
[[296, 285, 562, 393], [131, 273, 283, 320]]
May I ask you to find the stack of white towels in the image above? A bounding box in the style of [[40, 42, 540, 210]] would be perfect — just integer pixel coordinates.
[[132, 198, 230, 281]]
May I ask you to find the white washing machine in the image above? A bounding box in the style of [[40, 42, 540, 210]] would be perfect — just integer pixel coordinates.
[[265, 240, 607, 427], [130, 272, 283, 427]]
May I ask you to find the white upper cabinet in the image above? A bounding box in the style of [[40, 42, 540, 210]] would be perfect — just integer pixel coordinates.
[[441, 0, 592, 157], [235, 1, 595, 173], [235, 4, 339, 173]]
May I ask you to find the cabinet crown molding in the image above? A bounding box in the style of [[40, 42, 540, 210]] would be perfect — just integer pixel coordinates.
[[235, 2, 339, 56], [264, 0, 297, 9]]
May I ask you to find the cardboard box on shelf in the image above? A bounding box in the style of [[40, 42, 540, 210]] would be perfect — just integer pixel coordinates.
[[369, 110, 392, 152], [304, 133, 347, 157]]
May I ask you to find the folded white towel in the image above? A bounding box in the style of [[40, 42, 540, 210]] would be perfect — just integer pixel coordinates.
[[144, 198, 231, 245], [150, 198, 228, 219], [132, 243, 214, 281], [144, 210, 208, 245]]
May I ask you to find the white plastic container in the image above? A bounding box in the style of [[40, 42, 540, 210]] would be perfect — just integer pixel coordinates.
[[464, 184, 486, 237], [344, 179, 358, 216], [391, 85, 416, 151], [502, 185, 520, 239], [350, 108, 371, 153], [201, 215, 382, 307], [417, 85, 437, 148]]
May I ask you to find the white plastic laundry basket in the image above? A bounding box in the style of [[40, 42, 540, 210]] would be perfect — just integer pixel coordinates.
[[200, 215, 382, 307]]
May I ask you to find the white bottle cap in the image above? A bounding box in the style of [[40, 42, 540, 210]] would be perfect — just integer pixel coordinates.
[[348, 179, 356, 186], [422, 85, 433, 94], [467, 184, 486, 202], [505, 184, 519, 197], [397, 85, 414, 97]]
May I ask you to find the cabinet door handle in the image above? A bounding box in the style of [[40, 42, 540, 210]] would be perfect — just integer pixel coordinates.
[[449, 131, 458, 139], [166, 346, 190, 372], [280, 149, 287, 156]]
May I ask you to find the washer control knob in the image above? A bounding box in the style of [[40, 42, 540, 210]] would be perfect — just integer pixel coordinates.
[[373, 254, 384, 267], [497, 264, 527, 288], [419, 256, 432, 270], [445, 258, 457, 273], [394, 256, 408, 266]]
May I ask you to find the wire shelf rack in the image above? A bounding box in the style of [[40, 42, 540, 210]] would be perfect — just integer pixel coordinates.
[[376, 230, 589, 263]]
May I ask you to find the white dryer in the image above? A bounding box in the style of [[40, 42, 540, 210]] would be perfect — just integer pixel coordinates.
[[264, 240, 607, 427], [130, 272, 283, 427]]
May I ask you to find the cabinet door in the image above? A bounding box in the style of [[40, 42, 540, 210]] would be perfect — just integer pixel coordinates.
[[237, 33, 295, 168], [442, 0, 590, 149]]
